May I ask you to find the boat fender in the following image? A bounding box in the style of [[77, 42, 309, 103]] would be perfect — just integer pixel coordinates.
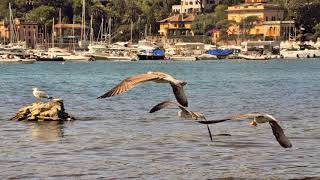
[[313, 54, 316, 58], [296, 54, 300, 59], [307, 55, 310, 58]]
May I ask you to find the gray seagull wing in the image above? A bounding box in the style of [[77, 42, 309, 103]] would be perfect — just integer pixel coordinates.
[[171, 84, 188, 107], [98, 73, 160, 98], [269, 121, 292, 148], [149, 101, 190, 114]]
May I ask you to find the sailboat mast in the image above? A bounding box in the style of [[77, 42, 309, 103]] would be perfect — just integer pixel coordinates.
[[101, 18, 104, 44], [52, 18, 55, 48], [72, 16, 75, 51], [144, 24, 147, 39], [59, 8, 62, 47], [108, 18, 112, 45], [130, 20, 133, 43], [9, 3, 14, 44], [90, 15, 93, 45], [80, 0, 86, 43]]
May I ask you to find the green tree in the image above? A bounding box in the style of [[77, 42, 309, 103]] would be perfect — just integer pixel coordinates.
[[25, 6, 56, 25], [239, 16, 261, 35]]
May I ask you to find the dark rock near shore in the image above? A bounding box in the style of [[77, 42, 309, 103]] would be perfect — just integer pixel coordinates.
[[10, 99, 75, 121]]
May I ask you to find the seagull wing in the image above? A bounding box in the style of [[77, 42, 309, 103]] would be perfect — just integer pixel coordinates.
[[197, 113, 261, 124], [149, 101, 191, 114], [37, 90, 50, 98], [98, 73, 160, 98], [269, 121, 292, 148], [171, 84, 188, 107]]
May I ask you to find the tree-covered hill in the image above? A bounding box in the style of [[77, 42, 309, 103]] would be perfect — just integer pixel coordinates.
[[0, 0, 180, 41], [1, 0, 320, 41]]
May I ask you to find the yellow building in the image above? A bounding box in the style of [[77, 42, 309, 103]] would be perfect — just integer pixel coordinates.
[[158, 13, 196, 37], [227, 0, 295, 40], [172, 0, 219, 14]]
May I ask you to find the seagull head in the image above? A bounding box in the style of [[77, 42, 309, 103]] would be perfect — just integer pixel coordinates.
[[33, 87, 39, 91]]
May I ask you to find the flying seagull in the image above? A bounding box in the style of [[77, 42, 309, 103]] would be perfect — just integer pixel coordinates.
[[149, 100, 213, 142], [98, 71, 188, 107], [33, 88, 52, 101], [198, 112, 292, 148]]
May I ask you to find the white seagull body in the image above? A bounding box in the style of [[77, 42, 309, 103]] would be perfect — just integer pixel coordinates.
[[98, 71, 188, 107], [198, 112, 293, 148], [33, 88, 52, 101]]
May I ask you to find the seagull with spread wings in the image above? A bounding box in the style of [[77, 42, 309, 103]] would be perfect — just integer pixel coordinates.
[[98, 71, 188, 107], [198, 112, 292, 148], [149, 100, 213, 142]]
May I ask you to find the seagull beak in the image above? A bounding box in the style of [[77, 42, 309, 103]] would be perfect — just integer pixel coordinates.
[[250, 121, 258, 127]]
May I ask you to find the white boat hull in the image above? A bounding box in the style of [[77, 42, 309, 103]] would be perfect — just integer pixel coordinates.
[[238, 54, 269, 60], [280, 49, 320, 59], [196, 54, 218, 60], [170, 56, 197, 61], [62, 55, 92, 61]]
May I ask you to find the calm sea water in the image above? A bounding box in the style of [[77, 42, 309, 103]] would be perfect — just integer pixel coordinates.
[[0, 60, 320, 179]]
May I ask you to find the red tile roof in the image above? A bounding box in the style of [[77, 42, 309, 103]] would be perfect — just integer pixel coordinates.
[[158, 14, 196, 23]]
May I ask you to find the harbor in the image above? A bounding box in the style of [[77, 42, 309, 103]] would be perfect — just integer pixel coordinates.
[[1, 0, 320, 63], [1, 0, 320, 179]]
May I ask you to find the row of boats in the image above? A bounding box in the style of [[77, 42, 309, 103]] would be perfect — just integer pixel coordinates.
[[1, 41, 320, 64]]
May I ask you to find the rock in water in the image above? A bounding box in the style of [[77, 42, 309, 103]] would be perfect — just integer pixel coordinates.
[[10, 99, 75, 121]]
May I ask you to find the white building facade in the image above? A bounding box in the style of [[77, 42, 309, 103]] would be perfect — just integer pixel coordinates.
[[172, 0, 220, 14]]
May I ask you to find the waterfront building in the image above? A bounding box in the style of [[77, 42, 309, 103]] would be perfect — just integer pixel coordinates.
[[0, 18, 38, 48], [227, 0, 295, 41], [172, 0, 220, 14], [158, 13, 196, 37]]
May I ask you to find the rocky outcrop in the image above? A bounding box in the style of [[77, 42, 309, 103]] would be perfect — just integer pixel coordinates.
[[10, 99, 75, 121]]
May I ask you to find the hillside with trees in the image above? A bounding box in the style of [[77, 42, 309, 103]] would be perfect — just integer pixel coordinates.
[[1, 0, 320, 41]]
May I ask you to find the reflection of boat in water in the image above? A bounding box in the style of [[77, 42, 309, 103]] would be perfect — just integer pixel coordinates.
[[0, 54, 35, 64], [28, 121, 64, 142]]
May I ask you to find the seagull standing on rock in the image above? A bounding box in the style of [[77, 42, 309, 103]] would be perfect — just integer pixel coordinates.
[[98, 71, 189, 107], [33, 88, 53, 101]]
